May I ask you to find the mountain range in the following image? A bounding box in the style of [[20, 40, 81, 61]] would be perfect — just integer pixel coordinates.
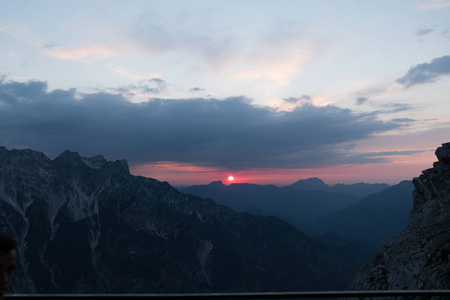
[[286, 177, 390, 198], [182, 178, 413, 251], [0, 146, 368, 293], [2, 142, 446, 294], [182, 181, 363, 230]]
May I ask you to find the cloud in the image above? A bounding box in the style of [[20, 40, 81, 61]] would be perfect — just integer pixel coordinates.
[[0, 25, 119, 62], [283, 95, 311, 104], [391, 118, 416, 123], [356, 97, 368, 105], [416, 0, 450, 9], [103, 78, 167, 97], [0, 79, 402, 169], [189, 87, 205, 93], [44, 45, 119, 61], [143, 78, 166, 94], [0, 25, 52, 49], [348, 149, 428, 161], [416, 28, 434, 36], [134, 13, 318, 87], [357, 103, 413, 118], [396, 55, 450, 87]]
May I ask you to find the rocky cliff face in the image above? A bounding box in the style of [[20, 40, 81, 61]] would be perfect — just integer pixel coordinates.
[[0, 146, 363, 293], [349, 142, 450, 291]]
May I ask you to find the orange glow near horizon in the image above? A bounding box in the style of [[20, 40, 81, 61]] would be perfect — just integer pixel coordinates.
[[129, 150, 436, 187]]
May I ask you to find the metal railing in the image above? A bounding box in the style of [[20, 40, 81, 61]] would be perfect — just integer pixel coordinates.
[[5, 290, 450, 299]]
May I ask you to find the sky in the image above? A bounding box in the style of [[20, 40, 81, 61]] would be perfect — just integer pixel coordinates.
[[1, 0, 449, 187]]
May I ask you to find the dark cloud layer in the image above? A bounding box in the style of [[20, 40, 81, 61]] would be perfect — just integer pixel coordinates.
[[397, 55, 450, 87], [0, 79, 401, 169]]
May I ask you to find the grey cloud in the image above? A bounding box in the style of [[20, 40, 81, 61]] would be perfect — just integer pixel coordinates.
[[397, 55, 450, 87], [342, 149, 428, 165], [0, 79, 402, 170], [143, 78, 166, 94], [382, 103, 413, 113], [354, 149, 427, 157], [358, 103, 413, 118], [391, 118, 415, 123], [189, 87, 205, 93], [104, 78, 167, 96], [416, 28, 434, 36], [356, 97, 368, 105], [283, 95, 311, 104]]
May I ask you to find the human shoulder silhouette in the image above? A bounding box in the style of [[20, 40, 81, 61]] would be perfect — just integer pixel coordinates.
[[0, 234, 17, 299]]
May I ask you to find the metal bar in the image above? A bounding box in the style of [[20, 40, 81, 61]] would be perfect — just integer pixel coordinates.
[[5, 290, 450, 299]]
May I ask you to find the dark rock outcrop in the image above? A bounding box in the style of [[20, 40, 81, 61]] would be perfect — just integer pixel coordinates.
[[349, 142, 450, 292]]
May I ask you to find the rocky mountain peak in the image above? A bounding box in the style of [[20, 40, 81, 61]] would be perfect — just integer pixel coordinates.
[[288, 177, 330, 191], [0, 146, 50, 163], [53, 150, 129, 174], [348, 142, 450, 292], [208, 180, 225, 187], [80, 155, 107, 170]]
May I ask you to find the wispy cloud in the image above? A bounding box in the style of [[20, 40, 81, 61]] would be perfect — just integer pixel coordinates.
[[0, 23, 121, 62], [0, 79, 403, 169], [283, 95, 311, 104], [345, 149, 430, 164], [416, 28, 434, 37], [416, 28, 434, 36], [391, 118, 416, 123], [44, 45, 119, 61], [0, 25, 52, 48], [97, 78, 167, 98], [416, 0, 450, 9], [133, 13, 319, 87], [396, 55, 450, 87], [356, 97, 369, 105], [189, 87, 205, 93]]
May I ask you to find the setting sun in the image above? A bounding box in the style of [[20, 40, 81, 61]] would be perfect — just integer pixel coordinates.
[[228, 176, 234, 181]]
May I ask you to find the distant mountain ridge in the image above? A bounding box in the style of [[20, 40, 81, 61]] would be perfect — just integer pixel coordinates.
[[0, 146, 367, 293], [287, 177, 331, 191], [286, 177, 390, 198], [183, 178, 411, 256], [183, 178, 390, 231], [182, 181, 361, 230], [310, 180, 414, 250]]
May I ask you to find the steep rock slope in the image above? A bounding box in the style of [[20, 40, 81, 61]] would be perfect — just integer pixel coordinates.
[[349, 142, 450, 291], [0, 147, 364, 293]]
